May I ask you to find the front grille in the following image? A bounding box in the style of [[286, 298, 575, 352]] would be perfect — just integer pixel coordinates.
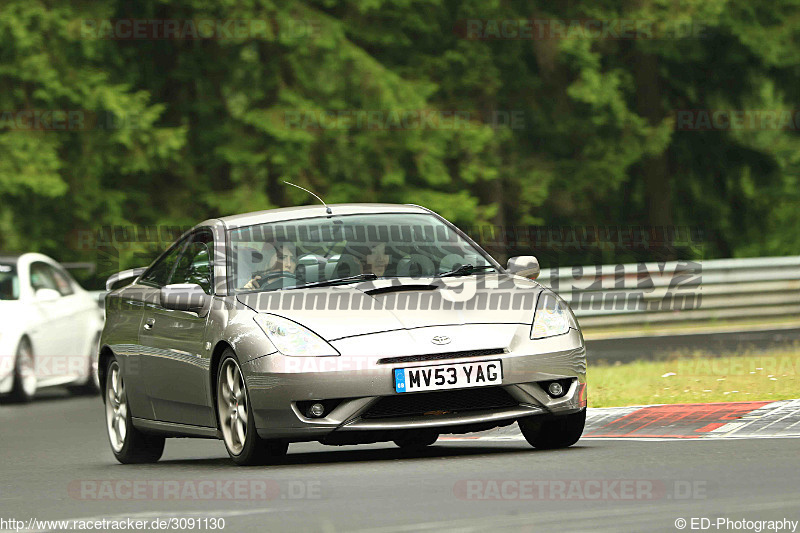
[[377, 348, 505, 365], [361, 386, 518, 419]]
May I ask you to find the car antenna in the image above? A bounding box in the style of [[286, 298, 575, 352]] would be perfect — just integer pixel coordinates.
[[282, 181, 333, 215]]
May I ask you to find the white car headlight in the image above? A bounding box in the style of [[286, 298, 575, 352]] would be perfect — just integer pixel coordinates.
[[253, 314, 339, 357], [530, 292, 574, 339]]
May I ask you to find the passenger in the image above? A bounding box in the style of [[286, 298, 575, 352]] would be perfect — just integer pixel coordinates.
[[364, 243, 391, 277]]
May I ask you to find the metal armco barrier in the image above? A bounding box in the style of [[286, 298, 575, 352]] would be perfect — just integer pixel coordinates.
[[537, 256, 800, 329]]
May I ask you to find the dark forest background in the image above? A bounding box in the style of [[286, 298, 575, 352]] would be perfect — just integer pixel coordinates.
[[1, 0, 798, 286]]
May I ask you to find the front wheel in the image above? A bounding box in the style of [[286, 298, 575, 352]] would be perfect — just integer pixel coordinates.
[[105, 357, 164, 463], [216, 350, 288, 466], [518, 409, 586, 450]]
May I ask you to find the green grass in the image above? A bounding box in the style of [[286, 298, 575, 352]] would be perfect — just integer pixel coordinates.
[[588, 345, 800, 407], [582, 317, 800, 341]]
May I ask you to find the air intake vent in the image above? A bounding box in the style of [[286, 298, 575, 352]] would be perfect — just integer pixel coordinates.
[[377, 348, 505, 365], [364, 284, 438, 296], [361, 386, 518, 419]]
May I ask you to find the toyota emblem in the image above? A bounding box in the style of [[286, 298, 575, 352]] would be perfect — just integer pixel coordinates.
[[431, 335, 451, 345]]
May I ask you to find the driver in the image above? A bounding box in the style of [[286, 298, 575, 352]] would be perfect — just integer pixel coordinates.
[[242, 247, 297, 290]]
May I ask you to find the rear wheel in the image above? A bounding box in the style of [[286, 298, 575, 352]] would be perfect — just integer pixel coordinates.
[[216, 350, 288, 465], [105, 357, 164, 463], [393, 430, 439, 451], [518, 409, 586, 450], [5, 338, 37, 403]]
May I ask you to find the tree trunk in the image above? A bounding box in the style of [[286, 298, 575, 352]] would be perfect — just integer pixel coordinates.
[[633, 50, 673, 229]]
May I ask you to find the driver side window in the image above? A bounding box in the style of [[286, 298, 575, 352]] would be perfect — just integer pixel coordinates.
[[171, 232, 213, 294], [30, 262, 59, 293], [139, 239, 187, 288]]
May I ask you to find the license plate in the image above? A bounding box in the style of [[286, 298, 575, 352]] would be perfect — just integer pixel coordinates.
[[394, 360, 502, 393]]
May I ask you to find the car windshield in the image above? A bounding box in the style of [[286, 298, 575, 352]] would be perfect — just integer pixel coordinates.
[[228, 213, 497, 292], [0, 262, 19, 300]]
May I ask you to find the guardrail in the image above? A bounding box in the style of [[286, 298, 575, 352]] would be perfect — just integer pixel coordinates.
[[538, 256, 800, 329]]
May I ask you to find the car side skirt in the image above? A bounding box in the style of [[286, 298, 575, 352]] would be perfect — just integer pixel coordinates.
[[132, 417, 221, 439]]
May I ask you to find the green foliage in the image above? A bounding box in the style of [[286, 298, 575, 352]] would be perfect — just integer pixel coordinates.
[[0, 0, 798, 287]]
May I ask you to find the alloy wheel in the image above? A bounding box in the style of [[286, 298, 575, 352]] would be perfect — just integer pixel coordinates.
[[217, 358, 249, 455], [105, 362, 128, 452]]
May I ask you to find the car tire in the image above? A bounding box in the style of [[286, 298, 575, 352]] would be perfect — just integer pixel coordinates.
[[4, 338, 37, 403], [68, 334, 101, 395], [105, 356, 165, 464], [216, 349, 288, 466], [393, 430, 439, 450], [518, 409, 586, 450]]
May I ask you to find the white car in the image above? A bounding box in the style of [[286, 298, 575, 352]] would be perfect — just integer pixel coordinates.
[[0, 253, 103, 402]]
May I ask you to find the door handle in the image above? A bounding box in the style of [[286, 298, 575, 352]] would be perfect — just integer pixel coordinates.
[[143, 317, 155, 330]]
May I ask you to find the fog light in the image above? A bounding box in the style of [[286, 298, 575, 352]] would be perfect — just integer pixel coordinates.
[[307, 403, 325, 418], [548, 382, 564, 397]]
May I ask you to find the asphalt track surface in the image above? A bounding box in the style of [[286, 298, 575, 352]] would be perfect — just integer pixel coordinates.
[[586, 327, 800, 364], [2, 392, 799, 533]]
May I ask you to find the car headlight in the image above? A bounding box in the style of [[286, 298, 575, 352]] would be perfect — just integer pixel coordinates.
[[253, 314, 339, 357], [530, 292, 575, 339]]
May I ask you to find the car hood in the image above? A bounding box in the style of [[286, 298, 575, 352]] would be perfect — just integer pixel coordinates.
[[236, 275, 542, 340], [0, 300, 22, 314]]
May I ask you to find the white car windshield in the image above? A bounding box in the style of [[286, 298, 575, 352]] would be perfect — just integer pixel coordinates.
[[0, 262, 19, 300], [228, 213, 496, 292]]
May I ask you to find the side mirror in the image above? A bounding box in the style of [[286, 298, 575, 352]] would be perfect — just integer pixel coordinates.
[[35, 288, 61, 301], [105, 267, 148, 291], [160, 283, 210, 313], [507, 256, 540, 279]]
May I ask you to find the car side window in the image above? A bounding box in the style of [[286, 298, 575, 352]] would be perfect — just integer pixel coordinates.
[[0, 263, 19, 300], [29, 262, 60, 294], [139, 239, 188, 288], [170, 232, 213, 294], [50, 266, 75, 296]]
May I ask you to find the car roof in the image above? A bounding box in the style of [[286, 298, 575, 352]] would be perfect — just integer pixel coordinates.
[[0, 253, 63, 267], [210, 203, 432, 229]]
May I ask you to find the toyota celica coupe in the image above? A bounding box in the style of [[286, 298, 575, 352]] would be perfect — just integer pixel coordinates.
[[99, 204, 587, 465]]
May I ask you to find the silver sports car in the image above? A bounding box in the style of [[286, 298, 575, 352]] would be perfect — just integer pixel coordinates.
[[99, 204, 586, 465]]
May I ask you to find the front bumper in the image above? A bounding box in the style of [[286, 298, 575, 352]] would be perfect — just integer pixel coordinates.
[[0, 340, 16, 394], [0, 366, 13, 394], [242, 327, 587, 441]]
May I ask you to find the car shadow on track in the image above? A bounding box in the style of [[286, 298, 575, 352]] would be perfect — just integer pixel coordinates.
[[155, 443, 592, 469], [0, 387, 98, 406]]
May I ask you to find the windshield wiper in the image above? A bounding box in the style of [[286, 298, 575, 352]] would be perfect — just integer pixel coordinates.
[[437, 264, 496, 278], [290, 273, 378, 290]]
